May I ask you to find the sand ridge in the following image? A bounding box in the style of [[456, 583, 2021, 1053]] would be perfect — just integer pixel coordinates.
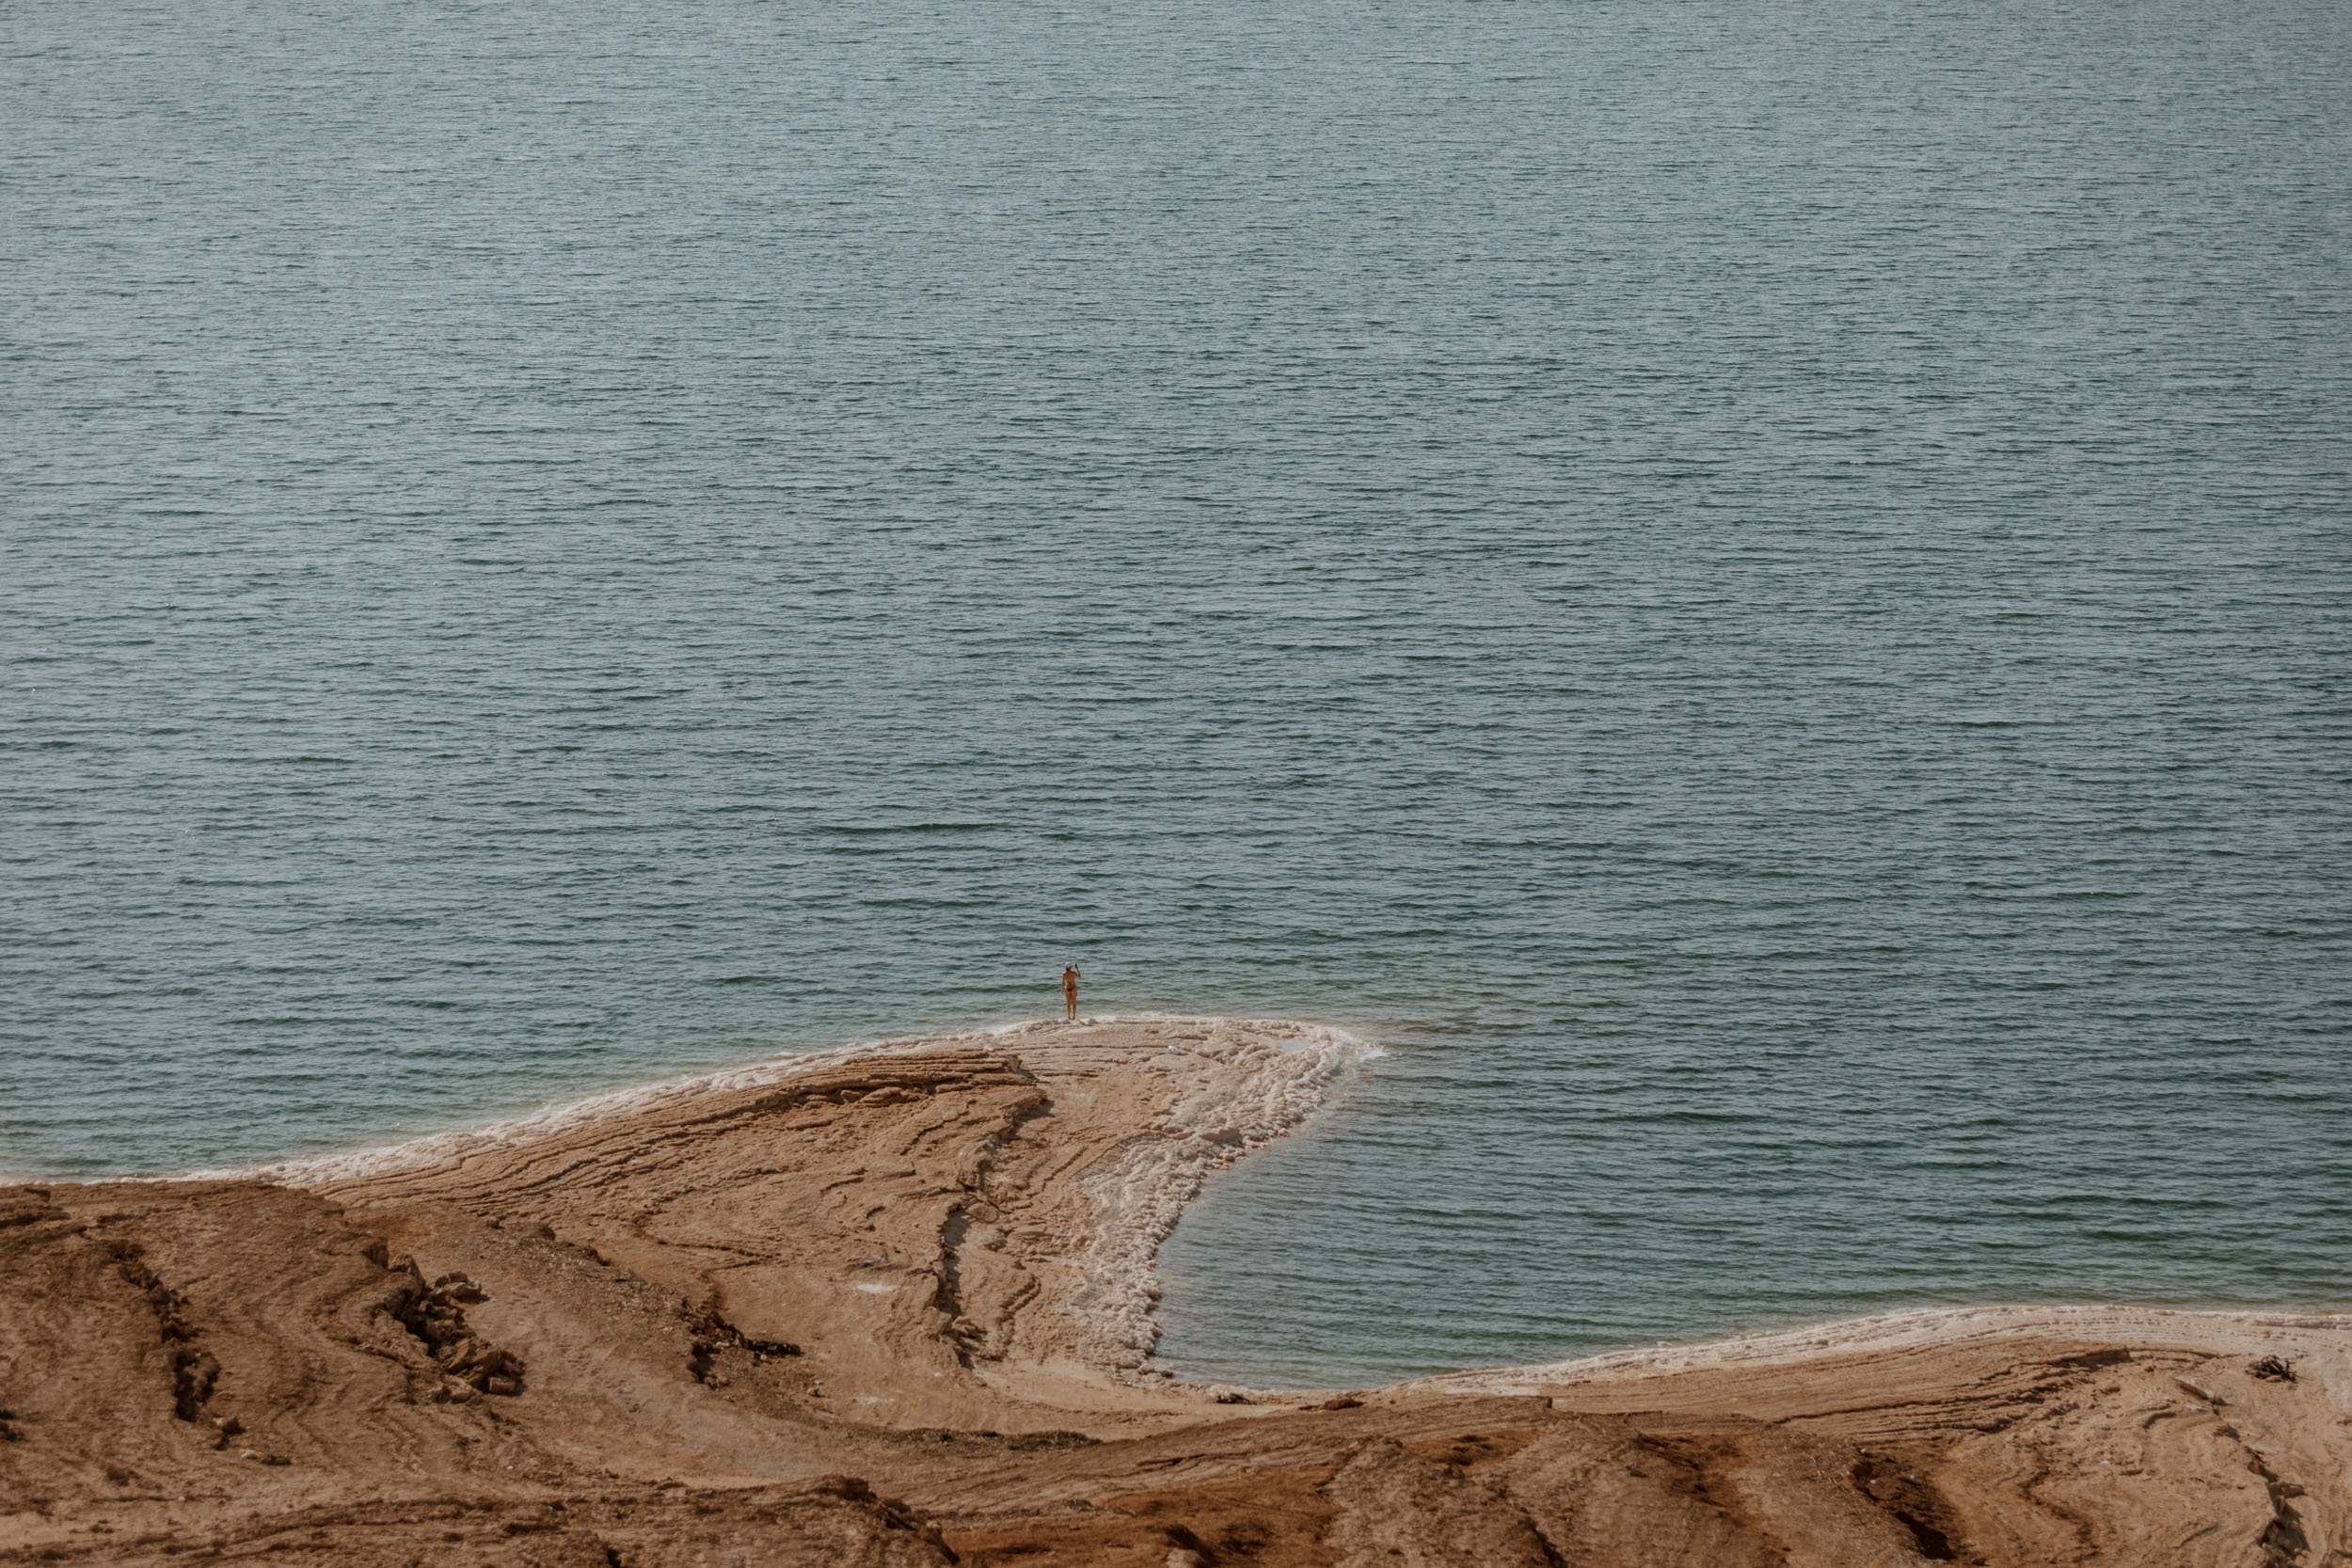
[[3, 1016, 2345, 1566]]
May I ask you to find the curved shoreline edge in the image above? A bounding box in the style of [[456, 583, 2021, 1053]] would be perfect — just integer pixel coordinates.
[[1412, 1300, 2352, 1392], [235, 1014, 1378, 1381], [5, 1014, 2347, 1565], [204, 1016, 2341, 1397], [190, 1013, 1373, 1190]]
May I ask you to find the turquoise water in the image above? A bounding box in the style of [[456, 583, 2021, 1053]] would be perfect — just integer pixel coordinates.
[[7, 0, 2349, 1384]]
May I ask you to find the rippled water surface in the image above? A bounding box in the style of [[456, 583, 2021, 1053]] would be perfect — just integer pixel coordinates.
[[8, 0, 2350, 1383]]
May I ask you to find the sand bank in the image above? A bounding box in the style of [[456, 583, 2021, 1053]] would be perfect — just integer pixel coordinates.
[[4, 1017, 2344, 1565]]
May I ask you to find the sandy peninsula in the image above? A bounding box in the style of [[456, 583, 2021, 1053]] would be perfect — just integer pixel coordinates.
[[2, 1017, 2344, 1565]]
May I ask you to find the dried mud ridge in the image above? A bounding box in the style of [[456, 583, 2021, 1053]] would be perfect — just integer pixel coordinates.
[[4, 1017, 2349, 1567]]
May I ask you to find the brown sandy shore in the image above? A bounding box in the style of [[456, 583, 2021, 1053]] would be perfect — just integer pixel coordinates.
[[4, 1017, 2346, 1567]]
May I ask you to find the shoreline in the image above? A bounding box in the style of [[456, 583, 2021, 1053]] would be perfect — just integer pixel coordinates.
[[228, 1013, 2322, 1402], [1410, 1300, 2352, 1395], [143, 1013, 1375, 1191], [5, 1015, 2345, 1565], [22, 1013, 2346, 1391], [32, 1018, 2330, 1399]]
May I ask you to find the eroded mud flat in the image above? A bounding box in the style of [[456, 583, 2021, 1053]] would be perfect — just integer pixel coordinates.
[[3, 1018, 2344, 1566]]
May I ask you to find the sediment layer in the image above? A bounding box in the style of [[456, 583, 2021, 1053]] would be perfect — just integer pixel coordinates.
[[3, 1017, 2345, 1566]]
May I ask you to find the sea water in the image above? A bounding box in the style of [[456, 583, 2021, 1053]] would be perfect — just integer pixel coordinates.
[[5, 0, 2348, 1385]]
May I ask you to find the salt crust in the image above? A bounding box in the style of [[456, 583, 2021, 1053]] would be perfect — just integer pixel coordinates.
[[190, 1013, 1372, 1196], [1409, 1300, 2352, 1397], [1055, 1019, 1374, 1375]]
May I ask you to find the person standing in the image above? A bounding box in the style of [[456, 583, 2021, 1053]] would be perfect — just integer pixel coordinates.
[[1060, 965, 1081, 1021]]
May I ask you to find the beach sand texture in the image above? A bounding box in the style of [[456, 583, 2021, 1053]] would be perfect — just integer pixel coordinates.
[[3, 1018, 2344, 1565]]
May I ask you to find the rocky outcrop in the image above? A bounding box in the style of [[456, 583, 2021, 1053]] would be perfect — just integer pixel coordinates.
[[384, 1263, 526, 1398]]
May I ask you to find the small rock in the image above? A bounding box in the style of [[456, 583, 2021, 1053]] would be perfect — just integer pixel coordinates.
[[2173, 1375, 2225, 1408], [1320, 1395, 1364, 1411], [213, 1415, 244, 1437], [1214, 1391, 1249, 1405], [2250, 1354, 2296, 1382], [485, 1375, 521, 1398]]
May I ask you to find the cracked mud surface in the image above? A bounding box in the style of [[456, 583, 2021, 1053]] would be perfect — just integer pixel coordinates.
[[4, 1018, 2348, 1566]]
